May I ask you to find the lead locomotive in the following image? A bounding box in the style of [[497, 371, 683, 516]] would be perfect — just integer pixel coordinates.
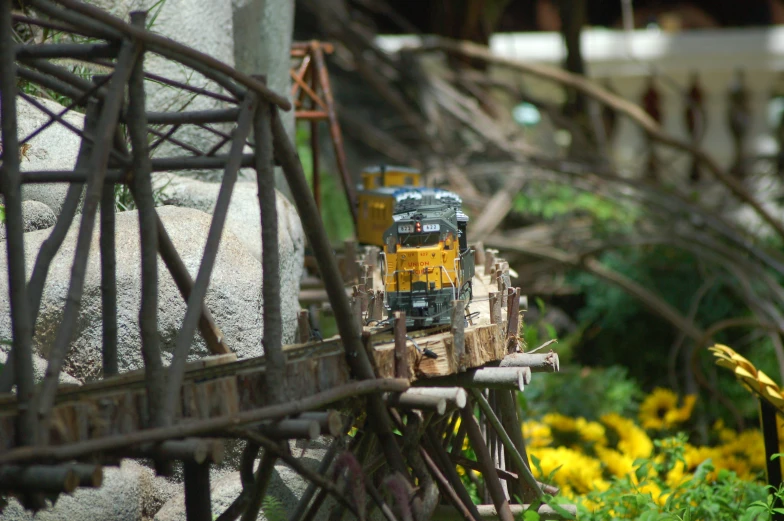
[[356, 166, 474, 329]]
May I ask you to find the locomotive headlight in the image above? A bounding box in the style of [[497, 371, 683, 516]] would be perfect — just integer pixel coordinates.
[[415, 221, 422, 233]]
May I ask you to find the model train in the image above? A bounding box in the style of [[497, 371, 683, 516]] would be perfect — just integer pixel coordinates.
[[356, 165, 474, 328]]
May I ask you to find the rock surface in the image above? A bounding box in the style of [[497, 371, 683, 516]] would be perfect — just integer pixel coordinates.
[[0, 200, 57, 241], [0, 460, 179, 521], [155, 439, 339, 521], [157, 174, 304, 341], [0, 350, 81, 385], [4, 96, 85, 218], [0, 205, 302, 382]]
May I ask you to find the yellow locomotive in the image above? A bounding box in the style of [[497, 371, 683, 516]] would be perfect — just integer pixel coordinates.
[[356, 166, 474, 328]]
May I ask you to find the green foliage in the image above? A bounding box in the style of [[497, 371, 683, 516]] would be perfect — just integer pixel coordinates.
[[295, 126, 354, 244], [575, 438, 775, 521], [113, 175, 172, 212], [261, 495, 287, 521], [0, 203, 5, 224], [512, 182, 639, 232], [521, 364, 643, 421]]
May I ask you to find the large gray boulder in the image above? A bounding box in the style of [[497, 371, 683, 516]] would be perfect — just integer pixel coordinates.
[[0, 460, 179, 521], [157, 174, 305, 328], [0, 204, 302, 382]]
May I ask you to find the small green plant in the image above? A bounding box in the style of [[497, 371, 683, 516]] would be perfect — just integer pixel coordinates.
[[261, 496, 287, 521], [0, 203, 5, 224]]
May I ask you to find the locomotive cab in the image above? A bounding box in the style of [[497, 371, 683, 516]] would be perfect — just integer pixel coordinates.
[[382, 203, 473, 329]]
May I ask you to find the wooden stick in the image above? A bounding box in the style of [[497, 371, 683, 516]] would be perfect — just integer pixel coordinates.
[[240, 451, 276, 521], [254, 93, 286, 407], [296, 410, 344, 437], [485, 249, 497, 277], [184, 460, 213, 521], [474, 242, 486, 267], [432, 504, 577, 521], [385, 392, 447, 414], [423, 426, 483, 521], [0, 465, 79, 494], [64, 463, 103, 488], [99, 172, 118, 379], [125, 438, 220, 464], [404, 387, 467, 409], [238, 429, 361, 519], [394, 311, 410, 380], [155, 214, 231, 355], [461, 406, 515, 521], [499, 352, 560, 372], [416, 367, 530, 391], [506, 288, 521, 354], [0, 379, 409, 465], [288, 416, 351, 521], [449, 454, 558, 494], [273, 107, 409, 477], [497, 390, 538, 502], [162, 94, 257, 424], [416, 446, 473, 521], [452, 299, 467, 372], [469, 389, 544, 501], [489, 291, 502, 325], [128, 12, 166, 425], [254, 419, 320, 440], [344, 240, 358, 282], [0, 98, 97, 393], [0, 0, 43, 439], [36, 41, 139, 438], [298, 309, 312, 344]]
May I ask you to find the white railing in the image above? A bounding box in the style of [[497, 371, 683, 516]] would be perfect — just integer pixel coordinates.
[[377, 27, 784, 186]]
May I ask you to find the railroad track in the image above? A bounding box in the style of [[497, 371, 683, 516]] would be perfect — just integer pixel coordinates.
[[0, 324, 449, 412]]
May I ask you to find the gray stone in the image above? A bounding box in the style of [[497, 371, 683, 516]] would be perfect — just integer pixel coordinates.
[[19, 200, 57, 233], [0, 205, 301, 382], [154, 445, 332, 521], [0, 350, 81, 386], [0, 200, 57, 241], [6, 96, 84, 217], [0, 460, 179, 521], [156, 174, 305, 344]]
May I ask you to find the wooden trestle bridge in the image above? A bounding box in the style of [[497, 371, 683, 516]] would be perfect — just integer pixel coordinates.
[[0, 2, 575, 520]]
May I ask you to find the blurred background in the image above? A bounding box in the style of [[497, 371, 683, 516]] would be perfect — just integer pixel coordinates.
[[292, 0, 784, 440]]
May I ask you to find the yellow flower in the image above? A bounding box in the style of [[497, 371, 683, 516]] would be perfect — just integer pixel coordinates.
[[543, 413, 577, 432], [596, 446, 636, 480], [601, 413, 653, 459], [523, 420, 553, 448], [639, 388, 697, 430], [719, 430, 765, 471], [712, 419, 737, 443], [542, 413, 606, 448], [576, 417, 607, 446], [529, 446, 609, 495], [637, 481, 669, 506]]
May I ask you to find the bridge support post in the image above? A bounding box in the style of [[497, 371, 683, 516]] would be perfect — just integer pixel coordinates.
[[184, 460, 212, 521], [394, 311, 409, 380], [452, 300, 466, 372]]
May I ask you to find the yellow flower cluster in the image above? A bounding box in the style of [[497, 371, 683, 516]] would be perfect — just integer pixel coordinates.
[[638, 388, 697, 430], [522, 389, 770, 502]]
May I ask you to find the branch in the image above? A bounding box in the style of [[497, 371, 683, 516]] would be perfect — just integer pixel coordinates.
[[410, 37, 784, 241], [0, 378, 409, 465]]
